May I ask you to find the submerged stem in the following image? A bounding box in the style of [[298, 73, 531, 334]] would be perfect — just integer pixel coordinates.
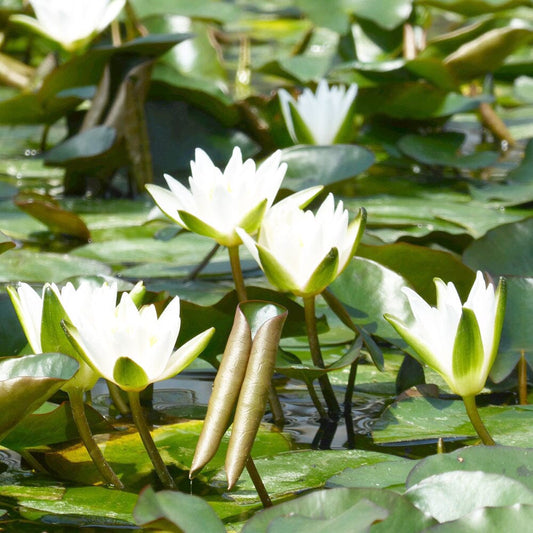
[[303, 295, 340, 418], [128, 390, 176, 489], [69, 388, 124, 489], [462, 395, 495, 446], [228, 245, 248, 302]]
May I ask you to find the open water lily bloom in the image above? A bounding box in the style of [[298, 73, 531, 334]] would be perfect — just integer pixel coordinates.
[[237, 193, 366, 297], [146, 147, 287, 247], [7, 281, 107, 391], [278, 79, 358, 145], [385, 271, 506, 397], [63, 290, 214, 392], [11, 0, 126, 51]]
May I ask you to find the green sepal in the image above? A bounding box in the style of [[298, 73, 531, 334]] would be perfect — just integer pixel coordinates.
[[236, 198, 268, 237], [178, 210, 229, 243], [129, 281, 146, 308], [489, 277, 507, 368], [41, 285, 75, 356], [302, 247, 339, 296], [288, 101, 317, 145], [257, 245, 299, 294], [332, 94, 357, 144], [113, 357, 149, 392], [344, 208, 367, 268], [178, 199, 267, 247], [451, 307, 485, 396]]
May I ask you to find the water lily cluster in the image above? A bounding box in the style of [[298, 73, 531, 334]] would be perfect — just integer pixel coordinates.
[[3, 139, 508, 494]]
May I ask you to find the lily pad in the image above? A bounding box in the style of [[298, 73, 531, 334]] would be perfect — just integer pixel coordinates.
[[241, 487, 436, 533], [0, 250, 111, 283], [42, 420, 291, 487], [281, 144, 375, 191], [405, 470, 533, 523], [372, 397, 533, 447], [0, 353, 79, 442], [213, 449, 398, 503], [406, 445, 533, 490], [133, 486, 225, 532]]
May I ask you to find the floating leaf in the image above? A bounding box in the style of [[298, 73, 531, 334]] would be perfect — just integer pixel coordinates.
[[241, 487, 436, 532], [406, 445, 533, 491], [405, 471, 533, 523], [0, 353, 78, 442], [133, 486, 225, 533], [281, 145, 375, 191], [14, 191, 90, 241]]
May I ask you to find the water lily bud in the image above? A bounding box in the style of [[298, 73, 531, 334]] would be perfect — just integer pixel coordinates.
[[385, 271, 506, 397], [11, 0, 126, 52], [278, 79, 358, 145], [237, 193, 366, 297]]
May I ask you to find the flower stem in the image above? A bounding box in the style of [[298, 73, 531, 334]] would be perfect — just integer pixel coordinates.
[[107, 380, 130, 416], [228, 245, 248, 302], [462, 395, 495, 445], [303, 295, 340, 418], [245, 456, 272, 508], [187, 243, 220, 281], [68, 388, 124, 489], [127, 390, 176, 489], [518, 350, 528, 405]]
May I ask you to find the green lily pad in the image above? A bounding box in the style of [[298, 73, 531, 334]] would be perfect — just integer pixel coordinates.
[[1, 400, 113, 451], [406, 445, 533, 490], [424, 504, 533, 532], [405, 471, 533, 523], [372, 397, 533, 447], [281, 144, 375, 191], [42, 420, 291, 487], [0, 250, 111, 283], [463, 217, 533, 276], [327, 458, 417, 491], [346, 0, 412, 30], [397, 132, 499, 169], [329, 256, 411, 347], [357, 242, 475, 303], [241, 487, 436, 533], [418, 0, 531, 16], [0, 353, 79, 442], [213, 449, 397, 503], [133, 486, 225, 532]]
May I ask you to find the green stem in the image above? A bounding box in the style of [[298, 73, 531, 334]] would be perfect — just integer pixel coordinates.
[[344, 360, 358, 413], [128, 390, 176, 489], [107, 380, 130, 416], [305, 379, 328, 420], [303, 295, 340, 418], [518, 351, 528, 405], [68, 388, 124, 489], [462, 395, 495, 445], [228, 245, 248, 302], [245, 456, 272, 508], [186, 243, 220, 281], [267, 384, 285, 426]]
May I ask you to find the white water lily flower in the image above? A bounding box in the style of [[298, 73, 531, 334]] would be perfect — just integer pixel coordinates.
[[385, 272, 506, 397], [7, 281, 106, 391], [237, 193, 366, 297], [63, 288, 214, 392], [279, 79, 358, 145], [11, 0, 126, 52], [146, 147, 287, 247]]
